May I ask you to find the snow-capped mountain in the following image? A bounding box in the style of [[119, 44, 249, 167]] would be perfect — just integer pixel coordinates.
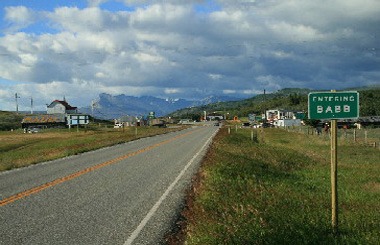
[[80, 93, 242, 119]]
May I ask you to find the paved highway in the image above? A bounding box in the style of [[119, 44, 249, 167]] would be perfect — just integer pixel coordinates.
[[0, 124, 218, 244]]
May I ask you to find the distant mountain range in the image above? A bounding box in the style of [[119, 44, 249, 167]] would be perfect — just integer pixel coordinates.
[[80, 93, 244, 119], [79, 85, 380, 120]]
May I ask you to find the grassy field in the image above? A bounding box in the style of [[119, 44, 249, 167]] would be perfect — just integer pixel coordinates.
[[179, 127, 380, 244], [0, 126, 185, 172]]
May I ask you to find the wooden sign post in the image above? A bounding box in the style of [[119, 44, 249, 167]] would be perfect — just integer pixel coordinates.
[[330, 119, 338, 234], [308, 90, 359, 235]]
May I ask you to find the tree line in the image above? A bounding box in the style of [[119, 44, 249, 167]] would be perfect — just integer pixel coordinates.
[[169, 87, 380, 120]]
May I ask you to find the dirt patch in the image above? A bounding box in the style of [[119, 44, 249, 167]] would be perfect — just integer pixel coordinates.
[[364, 182, 380, 193]]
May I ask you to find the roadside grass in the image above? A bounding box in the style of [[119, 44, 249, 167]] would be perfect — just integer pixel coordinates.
[[182, 127, 380, 244], [0, 126, 185, 172]]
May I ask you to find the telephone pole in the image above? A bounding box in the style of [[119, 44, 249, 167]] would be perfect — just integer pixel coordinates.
[[15, 93, 20, 114], [31, 97, 34, 114], [91, 99, 98, 122], [263, 89, 266, 122]]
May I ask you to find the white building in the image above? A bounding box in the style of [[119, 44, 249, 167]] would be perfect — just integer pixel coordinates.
[[266, 109, 297, 121], [264, 109, 305, 127], [274, 119, 302, 127], [47, 100, 78, 114]]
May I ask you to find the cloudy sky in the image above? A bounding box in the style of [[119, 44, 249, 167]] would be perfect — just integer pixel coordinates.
[[0, 0, 379, 111]]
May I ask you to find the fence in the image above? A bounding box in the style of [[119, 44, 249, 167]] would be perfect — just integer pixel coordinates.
[[285, 126, 380, 150]]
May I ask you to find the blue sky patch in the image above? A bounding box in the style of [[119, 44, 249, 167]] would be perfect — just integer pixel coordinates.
[[194, 0, 221, 13], [99, 1, 136, 12], [0, 0, 87, 12]]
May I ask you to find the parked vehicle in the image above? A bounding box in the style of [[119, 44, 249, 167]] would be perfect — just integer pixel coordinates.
[[242, 122, 251, 127], [27, 127, 41, 133], [261, 122, 274, 128]]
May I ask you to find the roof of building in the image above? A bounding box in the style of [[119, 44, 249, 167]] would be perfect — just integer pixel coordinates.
[[47, 100, 77, 110], [22, 114, 66, 124]]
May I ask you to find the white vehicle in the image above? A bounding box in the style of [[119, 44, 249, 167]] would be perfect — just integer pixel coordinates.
[[27, 127, 41, 133], [114, 123, 123, 128]]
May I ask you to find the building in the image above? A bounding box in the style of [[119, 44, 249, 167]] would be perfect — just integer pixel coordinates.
[[22, 114, 66, 128], [114, 116, 138, 127], [262, 109, 305, 127], [273, 119, 302, 127], [22, 99, 88, 129], [205, 112, 224, 121], [265, 109, 304, 122], [266, 109, 293, 121], [47, 100, 78, 114]]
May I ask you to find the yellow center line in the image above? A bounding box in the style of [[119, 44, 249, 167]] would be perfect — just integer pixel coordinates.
[[0, 129, 198, 207]]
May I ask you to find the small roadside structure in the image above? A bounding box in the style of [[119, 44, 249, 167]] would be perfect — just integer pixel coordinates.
[[149, 118, 166, 127], [178, 119, 192, 124], [22, 114, 66, 128], [114, 116, 139, 128], [66, 114, 90, 129]]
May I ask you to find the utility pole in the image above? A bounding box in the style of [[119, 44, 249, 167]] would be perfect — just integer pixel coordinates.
[[263, 89, 266, 123], [30, 97, 34, 114], [91, 100, 97, 122], [15, 93, 20, 114]]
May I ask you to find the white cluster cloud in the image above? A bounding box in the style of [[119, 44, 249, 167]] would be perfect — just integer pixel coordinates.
[[0, 0, 379, 111]]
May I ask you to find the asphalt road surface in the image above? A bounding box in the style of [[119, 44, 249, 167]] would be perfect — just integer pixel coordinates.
[[0, 124, 219, 244]]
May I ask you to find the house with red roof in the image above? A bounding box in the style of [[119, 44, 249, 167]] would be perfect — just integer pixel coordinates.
[[47, 100, 78, 114]]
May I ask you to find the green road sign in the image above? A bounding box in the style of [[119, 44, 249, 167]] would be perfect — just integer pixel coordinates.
[[308, 91, 359, 120]]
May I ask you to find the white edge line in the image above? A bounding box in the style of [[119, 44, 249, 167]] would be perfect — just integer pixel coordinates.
[[124, 128, 218, 245]]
